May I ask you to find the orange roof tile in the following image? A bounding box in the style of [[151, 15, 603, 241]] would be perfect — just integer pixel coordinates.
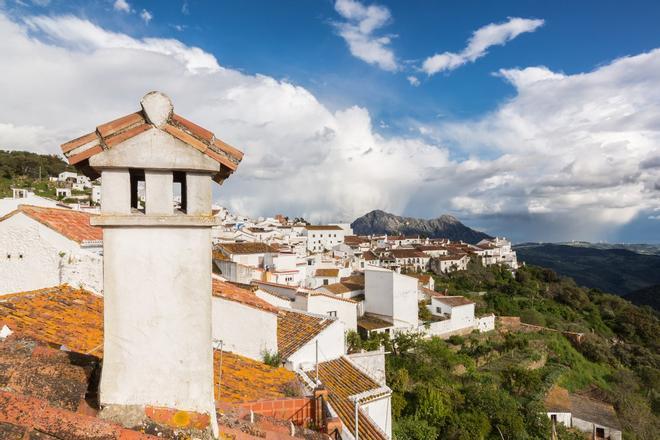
[[305, 225, 343, 231], [1, 205, 102, 244], [60, 93, 242, 183], [277, 310, 335, 359], [217, 242, 277, 255], [214, 350, 297, 404], [314, 268, 339, 278], [212, 279, 278, 314], [0, 285, 303, 409], [0, 285, 104, 355], [305, 357, 388, 440]]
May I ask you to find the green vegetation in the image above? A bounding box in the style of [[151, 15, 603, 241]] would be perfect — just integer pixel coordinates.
[[0, 150, 73, 198], [261, 349, 282, 367], [359, 261, 659, 439]]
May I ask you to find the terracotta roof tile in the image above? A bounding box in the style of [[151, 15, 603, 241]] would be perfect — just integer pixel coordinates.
[[0, 286, 104, 354], [60, 94, 243, 184], [212, 279, 278, 314], [277, 310, 335, 359], [314, 268, 339, 278], [433, 296, 474, 307], [305, 225, 343, 231], [214, 350, 297, 404], [357, 314, 393, 331], [304, 357, 388, 440], [217, 242, 277, 255], [1, 205, 102, 244]]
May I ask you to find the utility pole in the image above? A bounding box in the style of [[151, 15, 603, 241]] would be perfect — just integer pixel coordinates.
[[218, 340, 224, 400], [315, 339, 319, 384], [354, 399, 359, 440]]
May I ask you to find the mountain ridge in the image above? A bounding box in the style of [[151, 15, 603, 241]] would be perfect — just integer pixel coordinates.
[[350, 209, 492, 244]]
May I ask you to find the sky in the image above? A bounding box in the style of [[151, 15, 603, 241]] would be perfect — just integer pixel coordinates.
[[0, 0, 659, 243]]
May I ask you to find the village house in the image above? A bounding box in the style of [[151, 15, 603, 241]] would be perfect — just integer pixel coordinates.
[[304, 224, 346, 253], [0, 205, 103, 295], [544, 385, 622, 440], [431, 252, 470, 274], [359, 266, 419, 336], [0, 187, 60, 216], [389, 248, 431, 272]]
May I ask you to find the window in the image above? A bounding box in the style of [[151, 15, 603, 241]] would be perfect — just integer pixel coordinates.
[[550, 415, 557, 423], [173, 171, 187, 213], [307, 260, 312, 266], [436, 307, 441, 313], [323, 279, 329, 285], [129, 169, 145, 211], [595, 428, 605, 439], [328, 311, 337, 317]]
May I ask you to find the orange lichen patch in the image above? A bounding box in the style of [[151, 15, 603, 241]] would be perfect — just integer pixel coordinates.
[[277, 310, 335, 360], [212, 279, 278, 314], [0, 285, 104, 355], [0, 205, 102, 243], [145, 406, 210, 430], [214, 350, 297, 404]]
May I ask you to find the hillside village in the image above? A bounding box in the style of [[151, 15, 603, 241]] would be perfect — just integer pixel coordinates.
[[0, 93, 644, 440]]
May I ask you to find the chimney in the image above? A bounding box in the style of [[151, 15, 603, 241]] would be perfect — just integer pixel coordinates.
[[60, 92, 243, 437]]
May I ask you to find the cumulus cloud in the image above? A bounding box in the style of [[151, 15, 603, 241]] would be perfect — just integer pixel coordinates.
[[333, 0, 397, 71], [113, 0, 131, 13], [140, 9, 152, 24], [0, 12, 657, 241], [406, 76, 420, 86], [422, 17, 544, 75]]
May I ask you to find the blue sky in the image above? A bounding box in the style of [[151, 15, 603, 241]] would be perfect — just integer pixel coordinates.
[[1, 0, 659, 242]]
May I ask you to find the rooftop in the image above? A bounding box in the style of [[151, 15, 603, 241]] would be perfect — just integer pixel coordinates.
[[305, 225, 343, 231], [1, 205, 102, 244], [60, 92, 242, 183], [320, 280, 364, 295], [305, 357, 388, 440], [277, 310, 335, 359], [390, 249, 428, 259], [212, 278, 279, 314], [217, 242, 278, 255], [432, 295, 474, 307], [314, 268, 339, 278], [357, 314, 394, 331], [544, 385, 620, 429]]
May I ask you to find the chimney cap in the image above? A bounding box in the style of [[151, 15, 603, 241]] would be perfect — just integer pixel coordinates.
[[140, 91, 173, 128]]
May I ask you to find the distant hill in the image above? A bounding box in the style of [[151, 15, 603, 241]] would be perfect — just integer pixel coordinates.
[[351, 209, 491, 244], [0, 150, 73, 198], [514, 243, 660, 301]]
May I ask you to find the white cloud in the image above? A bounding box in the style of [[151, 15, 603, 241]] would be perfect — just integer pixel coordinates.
[[333, 0, 397, 71], [113, 0, 131, 13], [422, 17, 544, 75], [406, 75, 420, 86], [140, 9, 152, 24], [0, 12, 657, 241]]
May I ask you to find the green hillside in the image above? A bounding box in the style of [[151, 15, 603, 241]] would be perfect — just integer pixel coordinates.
[[0, 150, 75, 199], [351, 261, 659, 439]]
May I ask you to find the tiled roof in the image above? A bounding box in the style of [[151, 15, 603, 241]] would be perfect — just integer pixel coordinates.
[[544, 385, 620, 429], [305, 225, 343, 231], [1, 205, 102, 244], [436, 253, 468, 261], [390, 249, 428, 259], [218, 242, 277, 255], [357, 314, 394, 331], [344, 235, 369, 245], [433, 296, 474, 307], [410, 274, 432, 284], [277, 310, 335, 359], [305, 357, 388, 440], [214, 350, 298, 404], [320, 281, 363, 295], [362, 251, 379, 261], [0, 285, 304, 410], [60, 92, 243, 183], [212, 279, 278, 314], [0, 285, 104, 355], [314, 268, 339, 277]]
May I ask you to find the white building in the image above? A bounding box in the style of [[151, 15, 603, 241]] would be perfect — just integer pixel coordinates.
[[362, 266, 419, 333], [304, 225, 345, 253], [431, 253, 470, 274], [476, 237, 519, 269], [0, 188, 59, 217], [423, 294, 495, 338], [296, 290, 358, 332], [60, 91, 243, 431], [211, 278, 278, 361], [0, 205, 103, 295]]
